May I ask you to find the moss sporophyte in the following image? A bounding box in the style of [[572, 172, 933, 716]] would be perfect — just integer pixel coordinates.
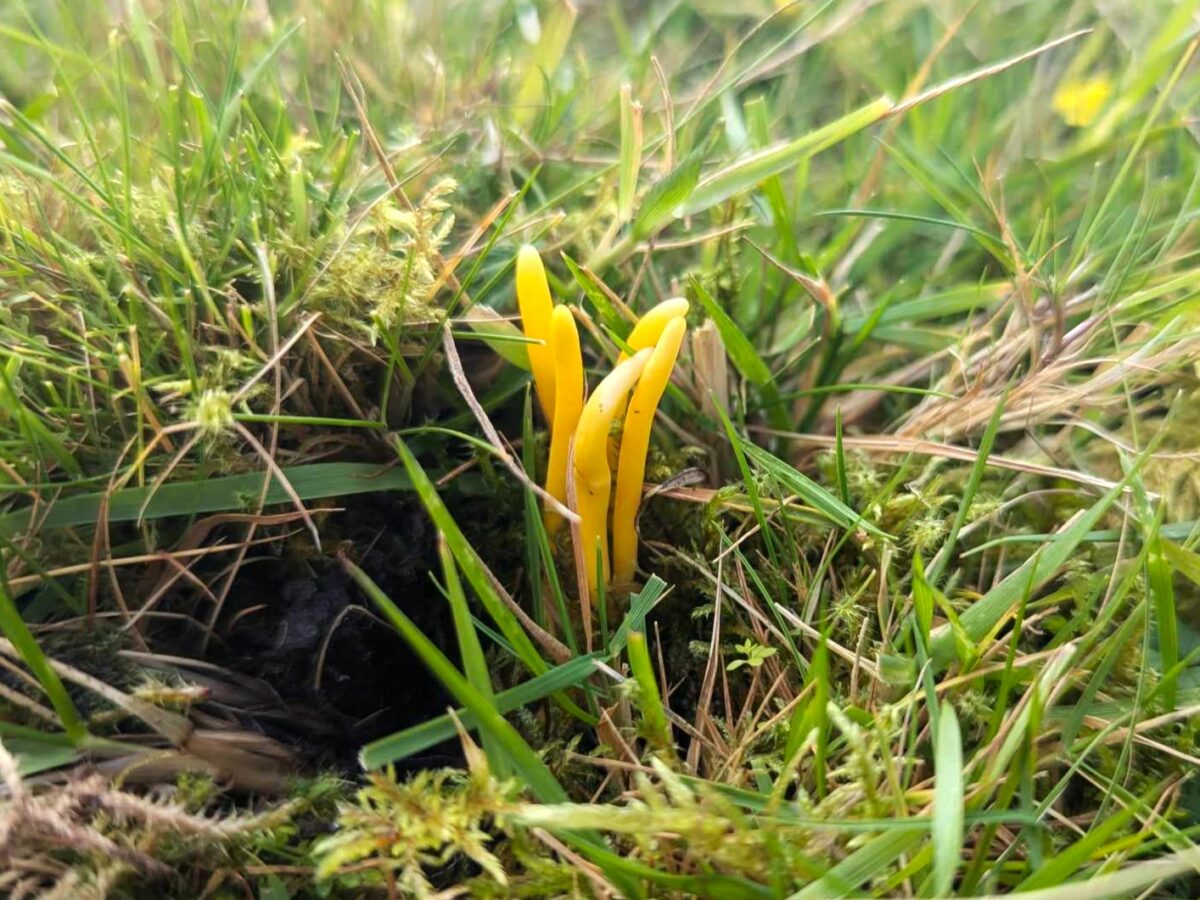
[[516, 245, 687, 596]]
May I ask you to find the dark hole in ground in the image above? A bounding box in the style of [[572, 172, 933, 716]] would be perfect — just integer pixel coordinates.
[[203, 490, 463, 774]]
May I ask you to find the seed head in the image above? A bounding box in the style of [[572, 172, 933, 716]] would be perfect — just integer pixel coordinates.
[[191, 388, 234, 437]]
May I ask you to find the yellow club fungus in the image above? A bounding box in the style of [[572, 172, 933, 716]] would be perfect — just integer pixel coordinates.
[[516, 245, 557, 422], [610, 297, 688, 444], [618, 297, 689, 361], [572, 348, 651, 594], [612, 316, 686, 588], [1052, 74, 1111, 128], [544, 305, 584, 531]]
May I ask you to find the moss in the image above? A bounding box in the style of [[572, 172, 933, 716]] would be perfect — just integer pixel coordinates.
[[309, 179, 457, 341]]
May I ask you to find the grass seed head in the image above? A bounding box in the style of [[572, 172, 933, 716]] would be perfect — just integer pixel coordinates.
[[191, 388, 234, 437]]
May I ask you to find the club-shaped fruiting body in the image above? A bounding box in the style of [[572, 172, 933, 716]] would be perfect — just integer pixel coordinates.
[[516, 245, 557, 423], [572, 349, 651, 594], [609, 297, 688, 439], [544, 305, 584, 531], [513, 247, 686, 595], [612, 316, 687, 588], [618, 297, 689, 361]]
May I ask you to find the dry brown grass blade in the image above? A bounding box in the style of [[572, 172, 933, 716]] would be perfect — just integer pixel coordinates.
[[116, 328, 175, 455], [671, 552, 880, 681], [335, 53, 406, 205], [531, 828, 620, 898], [441, 327, 579, 523], [6, 532, 296, 592], [137, 511, 306, 600], [408, 535, 572, 665], [746, 238, 836, 312], [752, 427, 1142, 495], [636, 221, 753, 254], [231, 312, 321, 404], [0, 642, 297, 794], [0, 674, 60, 726], [692, 320, 732, 479], [565, 256, 637, 325], [303, 329, 369, 420], [688, 550, 724, 773], [201, 246, 293, 653], [899, 334, 1195, 441], [130, 510, 310, 633], [0, 638, 191, 745], [175, 730, 297, 795], [230, 421, 322, 549], [889, 29, 1091, 118], [427, 189, 515, 300]]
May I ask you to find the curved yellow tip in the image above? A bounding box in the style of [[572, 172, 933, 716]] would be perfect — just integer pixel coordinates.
[[572, 348, 651, 594], [516, 245, 557, 422], [544, 306, 584, 532], [618, 297, 689, 362], [612, 317, 686, 588]]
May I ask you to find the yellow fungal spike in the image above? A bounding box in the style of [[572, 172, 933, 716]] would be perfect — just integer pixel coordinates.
[[1052, 74, 1112, 128], [544, 306, 584, 532], [572, 349, 652, 594], [612, 317, 686, 588], [609, 297, 689, 440], [516, 245, 557, 422], [618, 297, 689, 362]]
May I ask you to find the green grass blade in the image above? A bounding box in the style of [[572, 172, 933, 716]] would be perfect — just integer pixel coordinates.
[[690, 275, 772, 386], [632, 146, 703, 239], [626, 632, 672, 755], [931, 701, 964, 897], [394, 438, 548, 676], [784, 635, 829, 795], [0, 579, 86, 743], [911, 555, 934, 650], [840, 282, 1005, 333], [0, 462, 418, 538], [1146, 532, 1179, 710], [0, 733, 80, 776], [561, 251, 627, 336], [608, 575, 669, 656], [436, 535, 505, 774], [343, 558, 566, 802], [1016, 794, 1139, 891], [459, 308, 534, 370], [742, 442, 890, 540], [833, 408, 850, 506], [927, 388, 1007, 586], [790, 829, 924, 899], [686, 276, 792, 432], [932, 451, 1151, 667], [358, 652, 601, 769], [815, 207, 1005, 250], [678, 97, 893, 216], [997, 846, 1200, 900], [715, 403, 779, 567]]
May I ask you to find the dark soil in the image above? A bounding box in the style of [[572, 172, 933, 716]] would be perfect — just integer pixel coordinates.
[[207, 489, 461, 773]]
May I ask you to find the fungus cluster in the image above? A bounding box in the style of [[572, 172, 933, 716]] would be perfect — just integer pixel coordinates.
[[515, 245, 687, 596]]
